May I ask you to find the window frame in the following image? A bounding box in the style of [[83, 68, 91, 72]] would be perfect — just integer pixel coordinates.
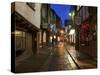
[[15, 30, 26, 51]]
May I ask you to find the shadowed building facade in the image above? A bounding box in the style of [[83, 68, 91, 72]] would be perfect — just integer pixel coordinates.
[[11, 2, 42, 70]]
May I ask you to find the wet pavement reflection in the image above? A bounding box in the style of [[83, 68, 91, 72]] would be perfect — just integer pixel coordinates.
[[39, 42, 78, 71], [16, 42, 97, 73], [65, 42, 97, 69]]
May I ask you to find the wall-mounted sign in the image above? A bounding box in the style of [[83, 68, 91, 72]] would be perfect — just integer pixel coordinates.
[[50, 24, 57, 33]]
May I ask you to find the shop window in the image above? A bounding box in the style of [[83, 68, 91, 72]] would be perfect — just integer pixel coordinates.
[[15, 30, 26, 52]]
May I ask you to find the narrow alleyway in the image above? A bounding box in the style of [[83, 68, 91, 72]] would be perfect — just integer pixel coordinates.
[[16, 42, 78, 73], [16, 42, 97, 73], [11, 3, 97, 73], [39, 42, 78, 71]]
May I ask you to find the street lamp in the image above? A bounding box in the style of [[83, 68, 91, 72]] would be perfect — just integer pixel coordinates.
[[69, 11, 75, 17], [69, 12, 72, 17], [69, 11, 75, 20]]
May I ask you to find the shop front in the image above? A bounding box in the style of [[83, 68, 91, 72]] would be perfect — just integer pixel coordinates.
[[79, 20, 97, 59], [11, 12, 40, 66]]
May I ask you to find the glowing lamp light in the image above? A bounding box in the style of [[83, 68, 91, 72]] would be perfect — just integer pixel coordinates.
[[15, 31, 21, 35], [54, 35, 56, 39], [60, 30, 64, 34], [69, 29, 75, 35], [69, 13, 72, 16], [69, 11, 75, 17], [50, 36, 53, 40]]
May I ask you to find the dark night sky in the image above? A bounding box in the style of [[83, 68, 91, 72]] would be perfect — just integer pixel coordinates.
[[50, 4, 71, 27]]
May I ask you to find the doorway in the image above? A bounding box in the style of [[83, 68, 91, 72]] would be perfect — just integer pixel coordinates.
[[32, 31, 37, 54]]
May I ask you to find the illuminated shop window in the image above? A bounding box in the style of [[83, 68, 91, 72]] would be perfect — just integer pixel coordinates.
[[15, 30, 26, 51]]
